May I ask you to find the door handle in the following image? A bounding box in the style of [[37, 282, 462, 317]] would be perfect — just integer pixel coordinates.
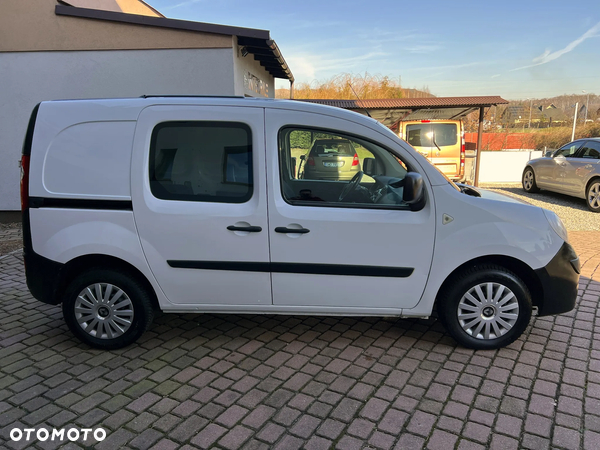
[[275, 227, 310, 234], [227, 225, 262, 232]]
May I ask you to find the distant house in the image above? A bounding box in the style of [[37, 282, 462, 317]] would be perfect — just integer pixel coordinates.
[[0, 0, 293, 214], [540, 105, 567, 124], [500, 105, 526, 124], [501, 103, 569, 127]]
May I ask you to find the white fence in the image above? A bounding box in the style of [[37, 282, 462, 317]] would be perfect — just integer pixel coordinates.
[[465, 150, 544, 184]]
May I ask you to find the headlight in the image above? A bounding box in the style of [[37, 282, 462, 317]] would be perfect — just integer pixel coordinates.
[[543, 209, 568, 242]]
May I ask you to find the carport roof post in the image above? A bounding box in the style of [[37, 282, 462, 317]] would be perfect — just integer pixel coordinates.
[[474, 106, 485, 187]]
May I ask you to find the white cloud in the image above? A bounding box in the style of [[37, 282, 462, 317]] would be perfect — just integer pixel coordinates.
[[511, 21, 600, 71], [406, 62, 480, 72], [404, 44, 443, 54], [161, 0, 204, 10], [284, 56, 317, 80]]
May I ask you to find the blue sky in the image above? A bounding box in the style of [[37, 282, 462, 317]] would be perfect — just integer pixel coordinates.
[[149, 0, 599, 99]]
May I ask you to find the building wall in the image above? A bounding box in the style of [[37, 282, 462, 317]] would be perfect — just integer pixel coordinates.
[[60, 0, 162, 16], [0, 48, 235, 210], [1, 0, 231, 52], [232, 41, 275, 98]]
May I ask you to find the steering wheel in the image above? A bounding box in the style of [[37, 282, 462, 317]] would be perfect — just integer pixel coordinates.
[[338, 171, 364, 202]]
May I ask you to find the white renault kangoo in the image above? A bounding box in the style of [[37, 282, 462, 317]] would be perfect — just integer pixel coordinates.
[[21, 97, 580, 350]]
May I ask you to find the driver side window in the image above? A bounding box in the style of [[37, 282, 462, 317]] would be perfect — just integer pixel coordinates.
[[278, 127, 412, 209], [555, 142, 582, 158]]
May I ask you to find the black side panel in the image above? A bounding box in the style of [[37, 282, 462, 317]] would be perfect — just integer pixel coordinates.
[[22, 210, 64, 305], [534, 242, 579, 316], [168, 260, 414, 278], [29, 197, 133, 211], [22, 103, 65, 305]]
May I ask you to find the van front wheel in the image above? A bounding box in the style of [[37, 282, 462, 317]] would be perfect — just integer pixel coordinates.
[[62, 269, 154, 349], [437, 265, 532, 350]]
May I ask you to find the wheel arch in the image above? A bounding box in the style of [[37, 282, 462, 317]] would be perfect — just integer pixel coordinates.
[[56, 254, 160, 311], [434, 254, 543, 312], [585, 175, 600, 192]]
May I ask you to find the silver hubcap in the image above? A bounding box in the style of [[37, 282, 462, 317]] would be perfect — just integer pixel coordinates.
[[588, 183, 600, 209], [458, 282, 519, 340], [523, 171, 533, 190], [75, 283, 134, 339]]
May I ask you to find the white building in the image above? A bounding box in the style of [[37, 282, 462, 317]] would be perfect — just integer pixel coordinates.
[[0, 0, 294, 217]]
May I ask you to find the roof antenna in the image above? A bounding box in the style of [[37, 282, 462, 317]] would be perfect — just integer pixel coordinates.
[[349, 83, 372, 118]]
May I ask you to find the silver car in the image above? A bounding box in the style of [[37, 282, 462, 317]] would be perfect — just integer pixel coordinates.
[[522, 138, 600, 212]]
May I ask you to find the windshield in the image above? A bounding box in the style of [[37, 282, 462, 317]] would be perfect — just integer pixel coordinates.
[[406, 123, 458, 147]]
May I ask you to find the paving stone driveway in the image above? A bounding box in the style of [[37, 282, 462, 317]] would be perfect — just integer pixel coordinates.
[[0, 231, 599, 450]]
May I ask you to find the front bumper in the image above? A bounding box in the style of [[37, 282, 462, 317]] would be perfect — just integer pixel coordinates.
[[534, 242, 580, 316]]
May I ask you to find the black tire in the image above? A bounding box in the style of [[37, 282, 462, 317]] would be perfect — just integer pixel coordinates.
[[586, 179, 600, 213], [522, 167, 540, 193], [62, 269, 154, 349], [437, 265, 532, 350]]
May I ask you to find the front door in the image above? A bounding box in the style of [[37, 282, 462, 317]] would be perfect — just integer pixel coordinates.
[[131, 105, 271, 306], [266, 109, 435, 311]]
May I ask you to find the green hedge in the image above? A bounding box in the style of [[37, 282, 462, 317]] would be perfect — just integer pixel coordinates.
[[532, 123, 600, 149]]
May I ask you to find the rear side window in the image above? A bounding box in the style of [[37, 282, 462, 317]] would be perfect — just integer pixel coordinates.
[[406, 123, 457, 147], [149, 121, 252, 203], [309, 140, 355, 156], [578, 141, 600, 159]]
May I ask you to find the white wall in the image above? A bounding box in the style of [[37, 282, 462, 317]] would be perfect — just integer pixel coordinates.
[[0, 48, 235, 210], [232, 41, 275, 98], [463, 150, 544, 183], [479, 150, 544, 183]]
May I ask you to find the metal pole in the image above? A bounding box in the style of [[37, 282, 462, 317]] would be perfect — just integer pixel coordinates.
[[528, 99, 532, 129], [585, 92, 589, 123], [474, 106, 485, 187], [571, 102, 579, 142], [290, 80, 294, 99]]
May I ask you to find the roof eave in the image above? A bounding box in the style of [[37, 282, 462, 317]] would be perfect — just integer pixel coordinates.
[[55, 4, 271, 39], [54, 4, 294, 81]]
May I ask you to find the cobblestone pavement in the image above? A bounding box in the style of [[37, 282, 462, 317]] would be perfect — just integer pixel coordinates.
[[0, 224, 22, 258], [0, 230, 599, 450]]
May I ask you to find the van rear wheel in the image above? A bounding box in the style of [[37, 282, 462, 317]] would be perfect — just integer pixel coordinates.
[[62, 269, 154, 349], [437, 265, 532, 350]]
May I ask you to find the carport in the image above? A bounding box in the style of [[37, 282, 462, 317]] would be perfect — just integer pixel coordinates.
[[298, 96, 509, 186]]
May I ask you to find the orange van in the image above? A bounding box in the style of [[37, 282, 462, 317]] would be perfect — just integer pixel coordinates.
[[399, 120, 465, 181]]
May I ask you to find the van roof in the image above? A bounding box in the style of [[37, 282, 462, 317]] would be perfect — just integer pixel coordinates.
[[42, 95, 386, 128]]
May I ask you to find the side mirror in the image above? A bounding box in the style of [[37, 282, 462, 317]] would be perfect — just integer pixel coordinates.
[[544, 150, 554, 157], [363, 157, 376, 176], [403, 172, 425, 211], [300, 154, 306, 161]]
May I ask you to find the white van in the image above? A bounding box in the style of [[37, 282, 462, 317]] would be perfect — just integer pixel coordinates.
[[21, 97, 579, 350]]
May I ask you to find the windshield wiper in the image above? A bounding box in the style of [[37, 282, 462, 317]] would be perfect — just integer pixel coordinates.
[[431, 131, 443, 154]]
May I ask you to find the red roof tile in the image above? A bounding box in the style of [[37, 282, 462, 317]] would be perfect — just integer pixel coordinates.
[[297, 96, 508, 109]]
